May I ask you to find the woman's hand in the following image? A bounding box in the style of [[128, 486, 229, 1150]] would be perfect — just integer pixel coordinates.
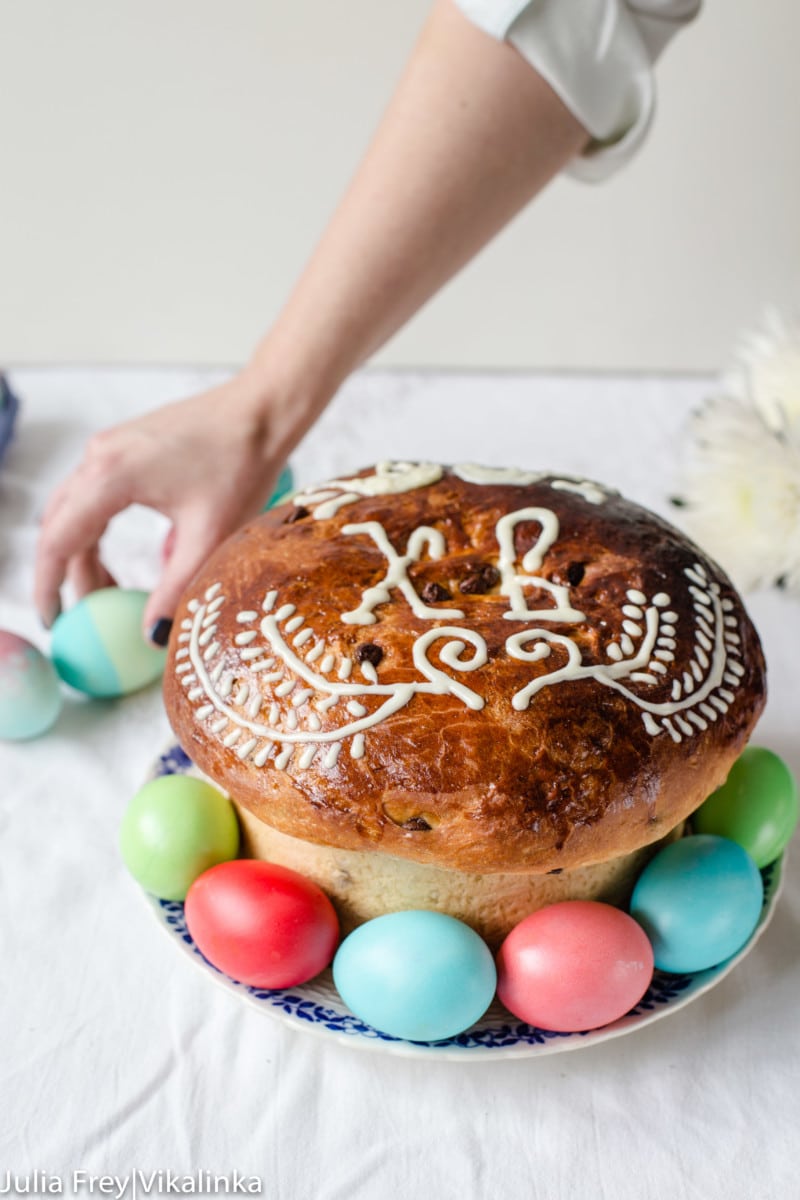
[[35, 369, 313, 643]]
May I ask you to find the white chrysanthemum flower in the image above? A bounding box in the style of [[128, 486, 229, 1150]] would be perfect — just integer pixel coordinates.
[[680, 394, 800, 595], [725, 308, 800, 434]]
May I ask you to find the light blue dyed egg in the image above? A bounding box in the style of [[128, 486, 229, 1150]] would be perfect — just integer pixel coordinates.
[[51, 588, 166, 698], [0, 631, 63, 740], [332, 910, 496, 1042], [630, 835, 763, 974]]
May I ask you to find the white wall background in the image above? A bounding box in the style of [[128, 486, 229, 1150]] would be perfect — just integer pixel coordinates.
[[0, 0, 797, 372]]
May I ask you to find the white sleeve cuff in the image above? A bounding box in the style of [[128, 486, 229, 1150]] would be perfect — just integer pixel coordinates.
[[455, 0, 701, 182]]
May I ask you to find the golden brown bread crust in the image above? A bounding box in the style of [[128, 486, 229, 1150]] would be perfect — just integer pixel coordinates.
[[164, 464, 766, 874]]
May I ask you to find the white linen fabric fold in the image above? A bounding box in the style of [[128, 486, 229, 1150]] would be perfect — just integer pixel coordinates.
[[455, 0, 701, 180]]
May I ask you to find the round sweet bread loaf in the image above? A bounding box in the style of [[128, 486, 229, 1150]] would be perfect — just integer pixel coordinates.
[[164, 462, 766, 937]]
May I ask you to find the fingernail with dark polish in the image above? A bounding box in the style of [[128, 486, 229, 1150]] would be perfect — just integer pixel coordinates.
[[149, 618, 173, 647]]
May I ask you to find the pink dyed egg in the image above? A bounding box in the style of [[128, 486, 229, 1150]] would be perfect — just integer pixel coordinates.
[[0, 630, 63, 740], [496, 900, 654, 1033]]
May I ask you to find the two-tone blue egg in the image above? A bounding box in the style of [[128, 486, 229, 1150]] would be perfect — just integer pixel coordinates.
[[332, 910, 497, 1042], [0, 630, 63, 740], [630, 834, 763, 973], [51, 588, 166, 698]]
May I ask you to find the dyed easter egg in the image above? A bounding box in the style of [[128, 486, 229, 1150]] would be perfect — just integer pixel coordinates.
[[264, 464, 295, 510], [693, 747, 798, 868], [630, 835, 763, 974], [51, 588, 166, 697], [0, 631, 63, 740], [120, 775, 239, 900], [332, 911, 496, 1042], [496, 901, 654, 1033], [185, 860, 340, 988]]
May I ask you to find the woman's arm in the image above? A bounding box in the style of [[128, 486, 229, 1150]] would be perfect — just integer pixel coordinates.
[[35, 0, 587, 639]]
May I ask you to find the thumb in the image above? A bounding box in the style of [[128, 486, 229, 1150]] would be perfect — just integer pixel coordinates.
[[144, 516, 222, 644]]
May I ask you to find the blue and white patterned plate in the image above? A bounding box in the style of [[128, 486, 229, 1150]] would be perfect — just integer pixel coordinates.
[[144, 742, 784, 1060]]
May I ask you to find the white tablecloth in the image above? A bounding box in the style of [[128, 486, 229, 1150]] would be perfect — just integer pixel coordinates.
[[1, 368, 797, 1199]]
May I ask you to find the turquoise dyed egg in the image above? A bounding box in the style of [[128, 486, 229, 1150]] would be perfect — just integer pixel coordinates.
[[332, 910, 496, 1042], [0, 630, 63, 740], [630, 835, 763, 974], [693, 747, 798, 868], [51, 589, 166, 698], [263, 464, 295, 510], [120, 774, 240, 901]]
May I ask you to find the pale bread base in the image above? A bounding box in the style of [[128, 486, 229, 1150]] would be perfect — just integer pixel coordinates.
[[235, 804, 684, 950]]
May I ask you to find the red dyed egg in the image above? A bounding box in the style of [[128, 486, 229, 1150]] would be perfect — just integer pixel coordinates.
[[185, 860, 340, 988], [496, 901, 654, 1032]]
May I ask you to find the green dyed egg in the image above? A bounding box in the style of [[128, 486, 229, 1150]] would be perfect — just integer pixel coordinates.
[[51, 588, 166, 698], [120, 775, 240, 900], [694, 746, 798, 868]]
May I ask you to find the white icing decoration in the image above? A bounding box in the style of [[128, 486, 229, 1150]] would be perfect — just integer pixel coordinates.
[[202, 642, 220, 662], [507, 564, 739, 743], [237, 738, 258, 760], [294, 461, 443, 520], [360, 661, 378, 684], [275, 604, 296, 622], [205, 583, 221, 601], [607, 644, 623, 661], [320, 653, 336, 673], [351, 734, 365, 759], [495, 508, 585, 624], [275, 745, 293, 770], [235, 630, 258, 646], [294, 629, 314, 647], [237, 611, 259, 623], [452, 463, 543, 486], [339, 522, 464, 625], [306, 643, 325, 664], [262, 590, 278, 612], [627, 590, 647, 605], [653, 594, 671, 607], [550, 479, 607, 505], [622, 605, 644, 620], [623, 620, 642, 638], [181, 595, 489, 764], [284, 615, 304, 634]]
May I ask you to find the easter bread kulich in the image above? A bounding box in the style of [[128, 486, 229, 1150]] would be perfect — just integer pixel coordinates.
[[164, 463, 766, 946]]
